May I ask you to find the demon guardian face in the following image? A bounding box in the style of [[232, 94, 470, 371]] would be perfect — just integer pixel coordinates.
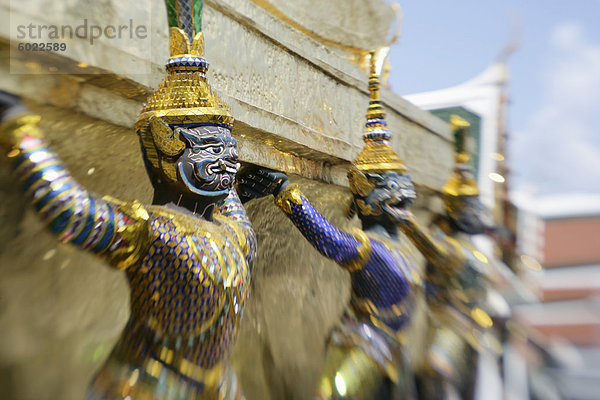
[[353, 171, 417, 224], [175, 125, 239, 197]]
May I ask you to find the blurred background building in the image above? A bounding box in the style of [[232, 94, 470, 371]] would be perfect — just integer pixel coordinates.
[[403, 52, 600, 398], [513, 194, 600, 400], [404, 62, 513, 261]]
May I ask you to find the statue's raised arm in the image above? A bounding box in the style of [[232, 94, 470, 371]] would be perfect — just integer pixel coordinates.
[[0, 98, 150, 271]]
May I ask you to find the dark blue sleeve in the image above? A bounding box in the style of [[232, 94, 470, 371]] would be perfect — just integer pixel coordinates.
[[274, 184, 363, 266]]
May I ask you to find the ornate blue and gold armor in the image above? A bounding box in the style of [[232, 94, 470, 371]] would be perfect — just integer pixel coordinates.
[[275, 185, 419, 335], [274, 184, 420, 398]]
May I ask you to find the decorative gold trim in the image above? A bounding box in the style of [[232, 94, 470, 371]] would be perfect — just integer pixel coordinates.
[[214, 214, 248, 256], [0, 114, 43, 151], [355, 199, 381, 216], [191, 31, 204, 56], [150, 116, 185, 157], [343, 228, 372, 272], [442, 174, 480, 197], [347, 166, 374, 196], [15, 158, 61, 176], [353, 143, 407, 174], [169, 27, 191, 56], [144, 206, 248, 330], [143, 355, 226, 389], [274, 184, 303, 214], [104, 198, 151, 270]]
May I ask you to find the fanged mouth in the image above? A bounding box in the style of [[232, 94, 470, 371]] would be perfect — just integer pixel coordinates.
[[382, 198, 411, 220], [208, 159, 240, 175], [193, 159, 240, 180]]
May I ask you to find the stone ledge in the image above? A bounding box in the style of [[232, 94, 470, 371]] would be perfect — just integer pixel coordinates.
[[205, 0, 449, 139], [0, 0, 453, 189]]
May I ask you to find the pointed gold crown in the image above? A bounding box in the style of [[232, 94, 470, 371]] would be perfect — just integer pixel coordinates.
[[136, 27, 233, 135], [442, 115, 479, 197], [135, 27, 234, 182], [352, 50, 407, 175]]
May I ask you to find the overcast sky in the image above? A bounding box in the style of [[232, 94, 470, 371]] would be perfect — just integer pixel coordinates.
[[387, 1, 600, 198]]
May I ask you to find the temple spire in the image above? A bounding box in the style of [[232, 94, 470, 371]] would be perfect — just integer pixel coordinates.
[[349, 47, 407, 177]]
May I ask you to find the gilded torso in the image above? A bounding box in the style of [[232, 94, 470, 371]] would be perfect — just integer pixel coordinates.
[[91, 206, 251, 399], [131, 206, 249, 341]]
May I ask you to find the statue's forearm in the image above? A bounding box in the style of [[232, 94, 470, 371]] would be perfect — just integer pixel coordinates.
[[216, 189, 257, 262], [2, 114, 149, 269], [274, 184, 367, 269], [399, 215, 458, 270]]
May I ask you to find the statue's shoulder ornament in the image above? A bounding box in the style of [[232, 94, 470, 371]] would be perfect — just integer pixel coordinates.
[[102, 196, 151, 270]]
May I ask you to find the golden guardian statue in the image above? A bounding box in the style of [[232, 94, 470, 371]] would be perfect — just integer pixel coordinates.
[[397, 116, 499, 400], [237, 50, 421, 399], [0, 4, 255, 398]]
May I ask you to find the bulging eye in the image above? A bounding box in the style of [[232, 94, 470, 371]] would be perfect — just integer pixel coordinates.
[[388, 181, 399, 190], [207, 146, 224, 154]]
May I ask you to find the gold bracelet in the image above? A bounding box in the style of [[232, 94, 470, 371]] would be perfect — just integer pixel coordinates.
[[343, 227, 372, 272], [274, 184, 303, 214], [0, 114, 43, 154]]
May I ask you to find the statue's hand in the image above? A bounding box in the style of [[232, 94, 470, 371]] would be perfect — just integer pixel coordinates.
[[237, 166, 289, 203], [0, 91, 40, 151]]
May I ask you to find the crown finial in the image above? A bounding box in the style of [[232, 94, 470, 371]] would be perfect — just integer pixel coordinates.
[[450, 114, 470, 154], [365, 49, 388, 124], [363, 48, 391, 144], [442, 115, 479, 197], [349, 48, 407, 179]]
